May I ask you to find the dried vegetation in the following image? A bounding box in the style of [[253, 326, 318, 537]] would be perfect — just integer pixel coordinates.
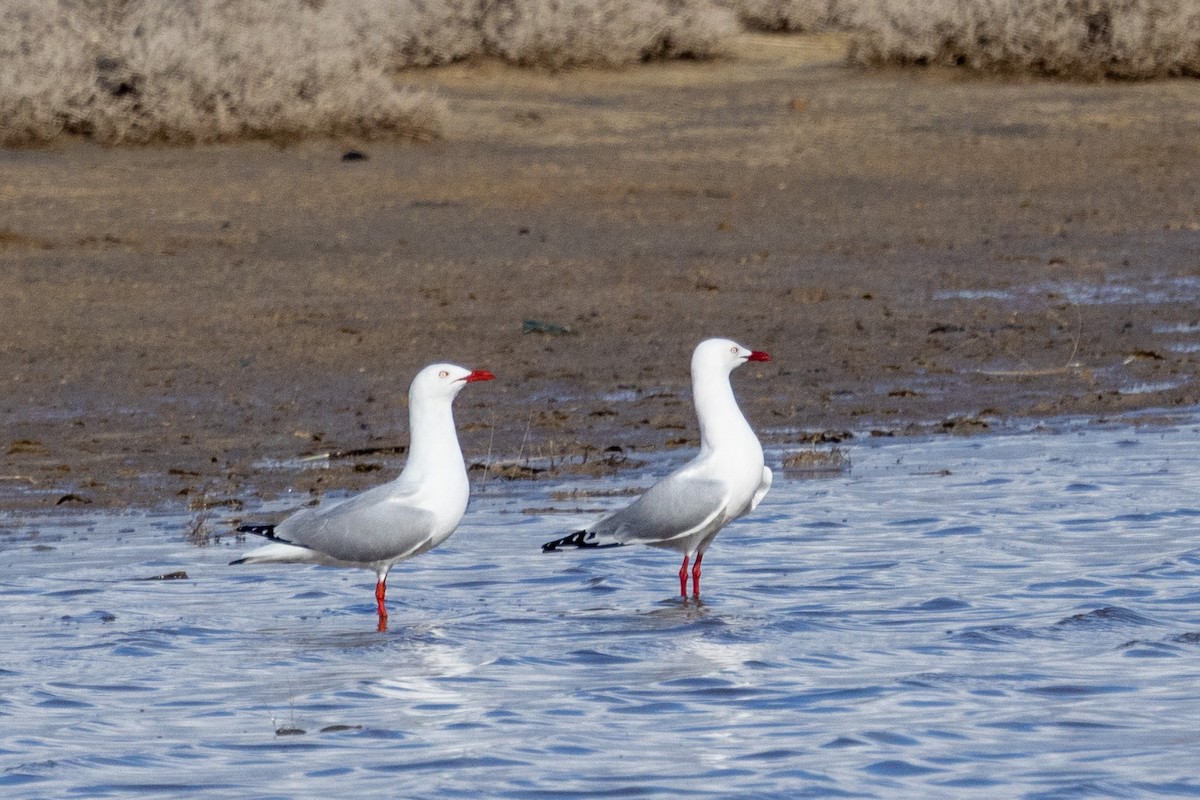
[[0, 0, 736, 146], [2, 1, 1198, 147], [722, 0, 849, 32], [845, 0, 1200, 78]]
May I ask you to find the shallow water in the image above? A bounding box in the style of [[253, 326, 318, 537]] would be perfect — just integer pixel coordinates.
[[935, 275, 1200, 306], [3, 413, 1200, 798]]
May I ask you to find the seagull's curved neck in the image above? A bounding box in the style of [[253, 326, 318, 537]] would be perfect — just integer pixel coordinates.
[[403, 392, 465, 483], [693, 364, 753, 454]]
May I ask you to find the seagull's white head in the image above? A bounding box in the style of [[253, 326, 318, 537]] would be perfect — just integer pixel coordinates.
[[411, 362, 496, 402], [692, 338, 771, 376]]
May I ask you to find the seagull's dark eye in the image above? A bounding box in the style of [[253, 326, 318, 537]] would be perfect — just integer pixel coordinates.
[[438, 370, 449, 378], [730, 346, 739, 355]]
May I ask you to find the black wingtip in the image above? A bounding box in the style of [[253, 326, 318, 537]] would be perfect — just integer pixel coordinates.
[[541, 530, 624, 552], [228, 557, 247, 566], [237, 524, 278, 539]]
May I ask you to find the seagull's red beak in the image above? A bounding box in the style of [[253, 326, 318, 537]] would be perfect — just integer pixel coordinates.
[[462, 369, 496, 383], [746, 350, 771, 362]]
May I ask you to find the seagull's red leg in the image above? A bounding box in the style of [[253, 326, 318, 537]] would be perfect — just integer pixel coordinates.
[[678, 555, 690, 597], [691, 553, 703, 597], [375, 578, 388, 622]]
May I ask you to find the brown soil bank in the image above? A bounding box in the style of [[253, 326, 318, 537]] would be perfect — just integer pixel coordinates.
[[1, 34, 1198, 513]]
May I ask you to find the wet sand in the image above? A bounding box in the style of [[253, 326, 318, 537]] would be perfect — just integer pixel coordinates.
[[2, 34, 1198, 512]]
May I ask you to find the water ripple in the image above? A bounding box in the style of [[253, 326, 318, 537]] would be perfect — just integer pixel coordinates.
[[1, 413, 1199, 797]]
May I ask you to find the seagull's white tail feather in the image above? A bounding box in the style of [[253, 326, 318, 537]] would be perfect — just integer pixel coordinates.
[[229, 541, 319, 565]]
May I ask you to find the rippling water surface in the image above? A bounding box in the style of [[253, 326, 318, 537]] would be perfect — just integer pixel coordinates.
[[3, 414, 1200, 798]]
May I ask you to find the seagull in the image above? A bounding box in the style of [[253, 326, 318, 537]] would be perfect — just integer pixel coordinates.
[[542, 338, 772, 597], [231, 363, 495, 628]]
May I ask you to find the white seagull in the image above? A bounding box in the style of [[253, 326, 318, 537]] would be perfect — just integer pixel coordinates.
[[232, 363, 495, 628], [542, 338, 772, 597]]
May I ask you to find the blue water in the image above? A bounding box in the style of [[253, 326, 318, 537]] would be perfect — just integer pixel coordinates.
[[2, 413, 1199, 798]]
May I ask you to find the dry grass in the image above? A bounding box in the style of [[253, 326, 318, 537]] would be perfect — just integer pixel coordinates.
[[845, 0, 1200, 78], [1, 0, 450, 146], [726, 0, 1200, 78], [5, 1, 1196, 147], [722, 0, 848, 32], [481, 0, 738, 67], [0, 0, 738, 147]]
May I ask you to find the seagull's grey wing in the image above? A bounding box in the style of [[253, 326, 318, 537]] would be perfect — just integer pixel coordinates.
[[590, 473, 730, 545], [278, 485, 438, 564]]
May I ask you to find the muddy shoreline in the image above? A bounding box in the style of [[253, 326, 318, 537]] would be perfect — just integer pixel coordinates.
[[2, 34, 1198, 514]]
